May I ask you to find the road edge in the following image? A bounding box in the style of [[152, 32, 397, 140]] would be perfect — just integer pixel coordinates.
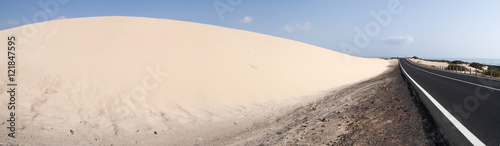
[[399, 59, 485, 146]]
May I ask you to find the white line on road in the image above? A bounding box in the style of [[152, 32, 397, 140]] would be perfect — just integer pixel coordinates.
[[404, 59, 500, 92], [400, 61, 485, 146]]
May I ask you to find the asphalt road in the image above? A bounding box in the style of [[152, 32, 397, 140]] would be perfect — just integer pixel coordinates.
[[399, 58, 500, 145]]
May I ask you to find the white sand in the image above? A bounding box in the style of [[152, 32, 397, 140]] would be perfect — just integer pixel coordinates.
[[0, 16, 390, 145], [408, 58, 449, 68], [408, 58, 488, 72]]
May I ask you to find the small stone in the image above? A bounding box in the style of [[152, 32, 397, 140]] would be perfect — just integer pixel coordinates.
[[154, 131, 157, 135]]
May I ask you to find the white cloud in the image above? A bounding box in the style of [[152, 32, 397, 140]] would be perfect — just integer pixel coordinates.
[[239, 16, 253, 24], [296, 22, 312, 30], [283, 25, 294, 32], [55, 16, 67, 20], [281, 22, 312, 32], [0, 20, 20, 27], [379, 36, 414, 45], [6, 20, 20, 26]]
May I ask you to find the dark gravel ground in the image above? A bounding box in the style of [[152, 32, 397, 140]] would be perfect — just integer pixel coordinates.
[[212, 63, 447, 145], [334, 64, 447, 146]]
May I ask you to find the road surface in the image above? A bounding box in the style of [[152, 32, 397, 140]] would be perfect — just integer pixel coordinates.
[[399, 58, 500, 145]]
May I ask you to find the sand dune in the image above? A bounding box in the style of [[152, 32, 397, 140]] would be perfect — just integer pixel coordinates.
[[408, 58, 449, 67], [0, 16, 389, 145]]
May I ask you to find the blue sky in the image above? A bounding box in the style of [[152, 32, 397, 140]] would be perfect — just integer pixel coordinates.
[[1, 0, 499, 59]]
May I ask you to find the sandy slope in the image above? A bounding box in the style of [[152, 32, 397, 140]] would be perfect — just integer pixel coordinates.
[[215, 61, 437, 145], [0, 16, 389, 145]]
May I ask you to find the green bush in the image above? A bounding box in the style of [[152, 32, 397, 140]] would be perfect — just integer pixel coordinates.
[[451, 60, 466, 64], [446, 64, 467, 71], [412, 56, 419, 59], [469, 62, 484, 69], [485, 69, 500, 77], [423, 59, 451, 63]]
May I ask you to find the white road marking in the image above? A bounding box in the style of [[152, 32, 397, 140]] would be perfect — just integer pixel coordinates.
[[404, 59, 500, 92], [400, 61, 486, 146]]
